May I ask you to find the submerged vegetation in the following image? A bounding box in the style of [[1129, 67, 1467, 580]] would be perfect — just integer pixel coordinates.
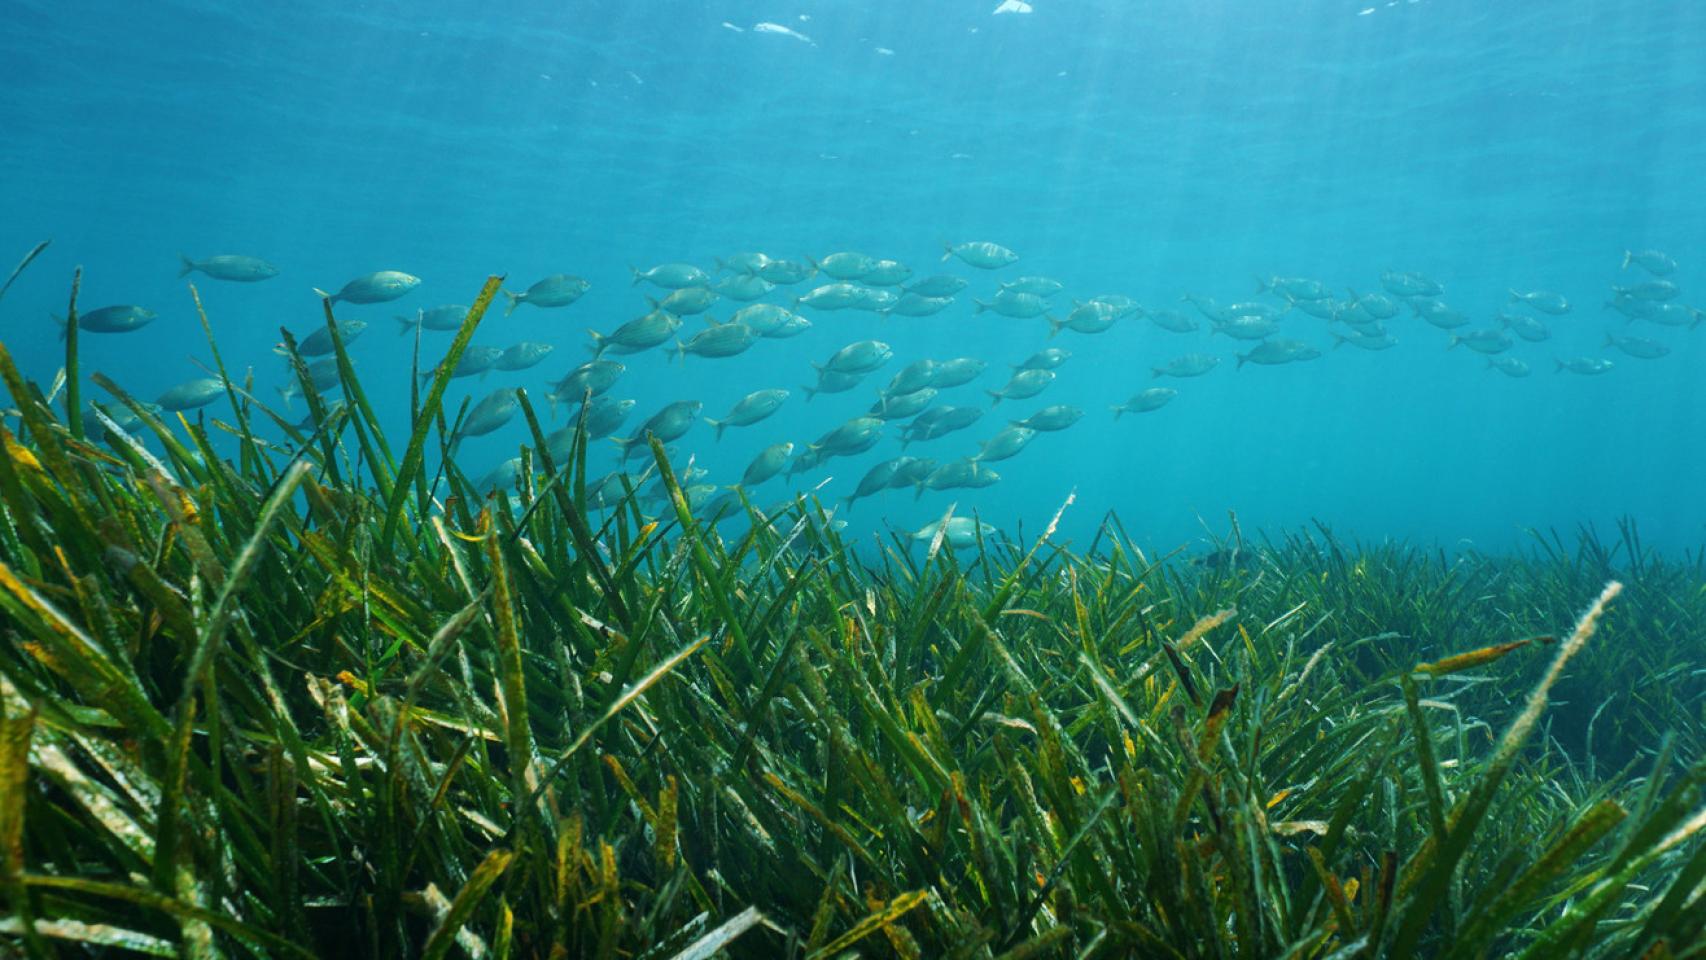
[[0, 271, 1702, 957]]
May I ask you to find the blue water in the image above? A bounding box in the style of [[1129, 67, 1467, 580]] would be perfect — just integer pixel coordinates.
[[4, 0, 1704, 553]]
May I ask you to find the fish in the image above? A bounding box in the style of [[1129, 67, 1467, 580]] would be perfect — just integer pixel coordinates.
[[932, 357, 987, 388], [1499, 312, 1551, 342], [178, 253, 278, 282], [1147, 309, 1200, 334], [905, 275, 969, 297], [672, 321, 757, 361], [1000, 276, 1064, 298], [550, 397, 635, 452], [1622, 249, 1677, 276], [286, 318, 368, 357], [1258, 276, 1331, 301], [849, 288, 900, 313], [730, 303, 797, 335], [869, 388, 938, 420], [1410, 299, 1470, 329], [277, 359, 342, 408], [884, 360, 941, 396], [915, 459, 1000, 497], [315, 270, 420, 306], [813, 252, 877, 280], [613, 400, 703, 458], [631, 263, 709, 289], [705, 388, 789, 439], [885, 293, 955, 317], [648, 287, 718, 316], [1380, 270, 1443, 298], [1049, 300, 1119, 336], [1448, 329, 1513, 355], [1211, 316, 1280, 340], [986, 369, 1054, 405], [753, 21, 814, 44], [504, 274, 590, 315], [912, 517, 997, 550], [890, 458, 937, 488], [843, 458, 912, 511], [784, 448, 826, 479], [396, 304, 470, 335], [589, 310, 681, 357], [900, 405, 983, 447], [763, 313, 813, 338], [1611, 280, 1679, 302], [716, 252, 771, 274], [1346, 289, 1401, 319], [460, 388, 520, 438], [547, 360, 625, 412], [1554, 357, 1614, 375], [1508, 289, 1570, 315], [492, 341, 553, 371], [809, 416, 885, 458], [742, 442, 796, 486], [1487, 357, 1531, 378], [421, 345, 504, 384], [1236, 339, 1321, 369], [1182, 294, 1237, 324], [795, 282, 866, 311], [802, 367, 869, 401], [1014, 347, 1071, 370], [58, 304, 156, 337], [943, 241, 1018, 269], [1604, 292, 1658, 319], [713, 273, 774, 301], [1331, 329, 1398, 351], [817, 340, 893, 375], [1288, 298, 1340, 321], [973, 426, 1038, 462], [1009, 404, 1082, 432], [756, 258, 816, 285], [975, 290, 1050, 319], [861, 259, 913, 286], [1640, 303, 1703, 328], [1152, 354, 1220, 379], [1112, 388, 1176, 418], [156, 377, 228, 412], [1087, 294, 1144, 318], [477, 457, 526, 493], [1602, 333, 1670, 359]]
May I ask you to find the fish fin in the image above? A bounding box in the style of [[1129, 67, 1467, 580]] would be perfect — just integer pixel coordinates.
[[1621, 250, 1632, 270], [502, 290, 522, 317], [178, 254, 196, 278]]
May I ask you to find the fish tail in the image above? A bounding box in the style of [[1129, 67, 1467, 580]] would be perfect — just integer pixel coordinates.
[[1110, 405, 1124, 419], [1447, 336, 1461, 350], [706, 417, 725, 441], [178, 254, 197, 278], [1507, 289, 1522, 302], [1045, 315, 1061, 338], [986, 390, 1002, 406], [973, 299, 988, 315], [275, 385, 296, 410], [502, 290, 522, 317], [1602, 332, 1614, 349], [395, 313, 418, 336], [1254, 275, 1269, 294], [586, 330, 606, 356], [51, 313, 67, 341], [1236, 353, 1248, 370], [1330, 332, 1347, 349], [671, 339, 686, 365], [840, 496, 855, 514], [801, 384, 817, 402], [312, 287, 338, 305], [1621, 250, 1632, 270], [1553, 359, 1565, 373], [913, 482, 925, 501], [940, 242, 953, 262], [1691, 308, 1705, 330], [1151, 367, 1163, 378]]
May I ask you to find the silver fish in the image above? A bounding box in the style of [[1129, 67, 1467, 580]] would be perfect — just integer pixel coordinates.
[[973, 426, 1037, 463], [1000, 275, 1064, 297], [1014, 347, 1071, 370], [932, 357, 987, 388], [61, 305, 156, 336], [885, 293, 955, 317], [1380, 270, 1443, 298], [942, 241, 1018, 269], [802, 367, 868, 401], [795, 282, 865, 311], [178, 253, 278, 282], [706, 388, 788, 439], [1508, 289, 1570, 315], [504, 274, 590, 315], [756, 258, 816, 285], [613, 400, 703, 458], [1499, 312, 1551, 342], [497, 341, 555, 371], [289, 319, 368, 357], [1612, 280, 1679, 302], [1009, 404, 1082, 432], [843, 457, 911, 512], [1602, 333, 1670, 359], [904, 275, 969, 297], [900, 406, 983, 447], [869, 387, 937, 420], [315, 270, 419, 306], [1487, 357, 1530, 378], [589, 310, 681, 357], [1049, 299, 1118, 336], [1153, 354, 1220, 379], [809, 416, 885, 458], [884, 360, 940, 396], [912, 517, 996, 550], [156, 378, 227, 412], [1448, 329, 1513, 355], [460, 388, 520, 437], [742, 442, 796, 486], [986, 369, 1054, 405], [1112, 388, 1176, 418], [547, 360, 625, 411], [813, 252, 877, 280], [915, 459, 1000, 496], [818, 340, 893, 375], [861, 259, 913, 286], [396, 304, 469, 335], [1622, 249, 1677, 276], [631, 263, 709, 289], [1147, 309, 1199, 334], [648, 287, 718, 316], [713, 273, 774, 301], [1555, 357, 1614, 375], [672, 321, 757, 360], [975, 290, 1049, 319], [1236, 339, 1321, 369], [1212, 316, 1280, 340]]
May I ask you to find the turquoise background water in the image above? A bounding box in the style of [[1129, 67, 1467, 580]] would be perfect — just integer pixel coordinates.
[[3, 0, 1703, 553]]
